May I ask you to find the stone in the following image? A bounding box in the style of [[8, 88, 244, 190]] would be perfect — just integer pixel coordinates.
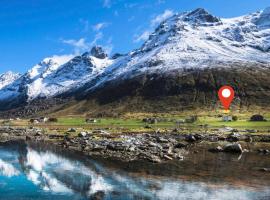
[[150, 155, 162, 163], [227, 133, 240, 142], [78, 132, 87, 137], [157, 137, 168, 143], [186, 135, 196, 142], [223, 143, 243, 153], [174, 142, 187, 149], [164, 155, 173, 160], [208, 146, 223, 153], [259, 168, 270, 172], [258, 149, 270, 154], [68, 128, 76, 132]]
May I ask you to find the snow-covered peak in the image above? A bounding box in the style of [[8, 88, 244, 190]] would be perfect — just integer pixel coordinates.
[[256, 7, 270, 28], [185, 8, 221, 23], [25, 52, 113, 100], [27, 55, 74, 79], [87, 7, 270, 91], [0, 71, 20, 90]]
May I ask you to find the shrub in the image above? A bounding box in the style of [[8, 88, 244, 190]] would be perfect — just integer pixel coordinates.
[[232, 116, 238, 121], [48, 118, 58, 122], [250, 114, 265, 122]]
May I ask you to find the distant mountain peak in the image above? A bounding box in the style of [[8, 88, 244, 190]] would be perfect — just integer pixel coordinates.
[[186, 8, 220, 23], [90, 46, 107, 59], [0, 71, 20, 90], [256, 7, 270, 27]]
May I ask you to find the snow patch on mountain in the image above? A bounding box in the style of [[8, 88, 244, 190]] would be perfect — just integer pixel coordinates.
[[0, 71, 20, 90], [256, 7, 270, 28], [26, 53, 113, 100]]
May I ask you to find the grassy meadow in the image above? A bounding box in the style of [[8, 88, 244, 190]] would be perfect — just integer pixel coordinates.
[[1, 110, 270, 135]]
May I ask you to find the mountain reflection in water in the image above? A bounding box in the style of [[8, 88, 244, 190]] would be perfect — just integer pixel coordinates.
[[0, 141, 269, 200]]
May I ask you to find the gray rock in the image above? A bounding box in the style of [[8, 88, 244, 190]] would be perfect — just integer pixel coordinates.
[[157, 137, 168, 143], [259, 168, 270, 172], [78, 132, 87, 137], [164, 155, 173, 160], [227, 133, 240, 142], [223, 143, 243, 153], [90, 46, 107, 59], [174, 142, 187, 149], [68, 128, 76, 132], [209, 146, 223, 153], [149, 155, 161, 163], [186, 135, 196, 142], [258, 149, 270, 154]]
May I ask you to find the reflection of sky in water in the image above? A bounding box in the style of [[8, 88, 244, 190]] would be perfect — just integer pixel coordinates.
[[0, 145, 269, 200]]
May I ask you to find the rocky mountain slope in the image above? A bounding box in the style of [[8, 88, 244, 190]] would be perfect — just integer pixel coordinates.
[[0, 7, 270, 117], [0, 71, 20, 90]]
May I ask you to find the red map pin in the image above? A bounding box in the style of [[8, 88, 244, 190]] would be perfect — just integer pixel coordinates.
[[218, 86, 235, 110]]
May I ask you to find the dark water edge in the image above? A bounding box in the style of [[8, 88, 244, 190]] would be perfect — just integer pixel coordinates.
[[0, 140, 269, 200]]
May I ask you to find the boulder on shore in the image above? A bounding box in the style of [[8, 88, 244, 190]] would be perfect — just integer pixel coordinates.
[[223, 143, 243, 153]]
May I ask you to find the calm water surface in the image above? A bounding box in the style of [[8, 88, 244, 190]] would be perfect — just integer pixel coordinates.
[[0, 141, 269, 200]]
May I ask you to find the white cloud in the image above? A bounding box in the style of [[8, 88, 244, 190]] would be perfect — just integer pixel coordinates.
[[134, 9, 174, 43], [61, 32, 109, 55], [103, 37, 114, 55], [90, 32, 104, 46], [134, 31, 151, 43], [93, 22, 108, 31], [151, 9, 174, 27], [103, 0, 111, 8], [157, 0, 166, 5], [62, 38, 89, 54]]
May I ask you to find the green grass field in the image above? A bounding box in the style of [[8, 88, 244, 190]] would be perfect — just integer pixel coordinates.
[[2, 113, 270, 134]]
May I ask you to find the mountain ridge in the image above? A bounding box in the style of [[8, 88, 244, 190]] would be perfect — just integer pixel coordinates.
[[0, 7, 270, 117]]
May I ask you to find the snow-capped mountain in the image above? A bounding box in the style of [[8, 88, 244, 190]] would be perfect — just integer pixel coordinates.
[[0, 47, 113, 102], [0, 7, 270, 114], [0, 71, 20, 90], [84, 7, 270, 91]]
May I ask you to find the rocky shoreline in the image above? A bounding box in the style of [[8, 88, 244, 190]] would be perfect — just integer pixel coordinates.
[[0, 126, 270, 163]]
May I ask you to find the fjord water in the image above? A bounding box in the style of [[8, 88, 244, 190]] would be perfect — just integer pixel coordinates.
[[0, 142, 269, 200]]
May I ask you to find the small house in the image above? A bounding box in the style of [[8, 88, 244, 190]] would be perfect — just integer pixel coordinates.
[[222, 116, 233, 122]]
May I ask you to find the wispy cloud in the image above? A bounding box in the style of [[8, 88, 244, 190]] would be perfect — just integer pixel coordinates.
[[103, 37, 114, 55], [61, 32, 113, 55], [124, 3, 137, 9], [90, 32, 103, 46], [62, 38, 89, 54], [151, 9, 174, 27], [134, 9, 174, 43], [134, 30, 151, 43], [157, 0, 166, 5], [93, 22, 109, 31], [102, 0, 111, 8]]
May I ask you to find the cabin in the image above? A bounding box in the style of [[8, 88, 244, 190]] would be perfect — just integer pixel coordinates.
[[222, 116, 233, 122]]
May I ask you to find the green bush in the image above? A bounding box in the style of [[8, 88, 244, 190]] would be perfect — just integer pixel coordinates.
[[232, 116, 238, 121]]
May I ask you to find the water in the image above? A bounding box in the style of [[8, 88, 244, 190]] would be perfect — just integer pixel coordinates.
[[0, 141, 269, 200]]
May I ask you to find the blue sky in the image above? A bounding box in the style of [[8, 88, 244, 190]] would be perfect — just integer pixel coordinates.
[[0, 0, 269, 74]]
